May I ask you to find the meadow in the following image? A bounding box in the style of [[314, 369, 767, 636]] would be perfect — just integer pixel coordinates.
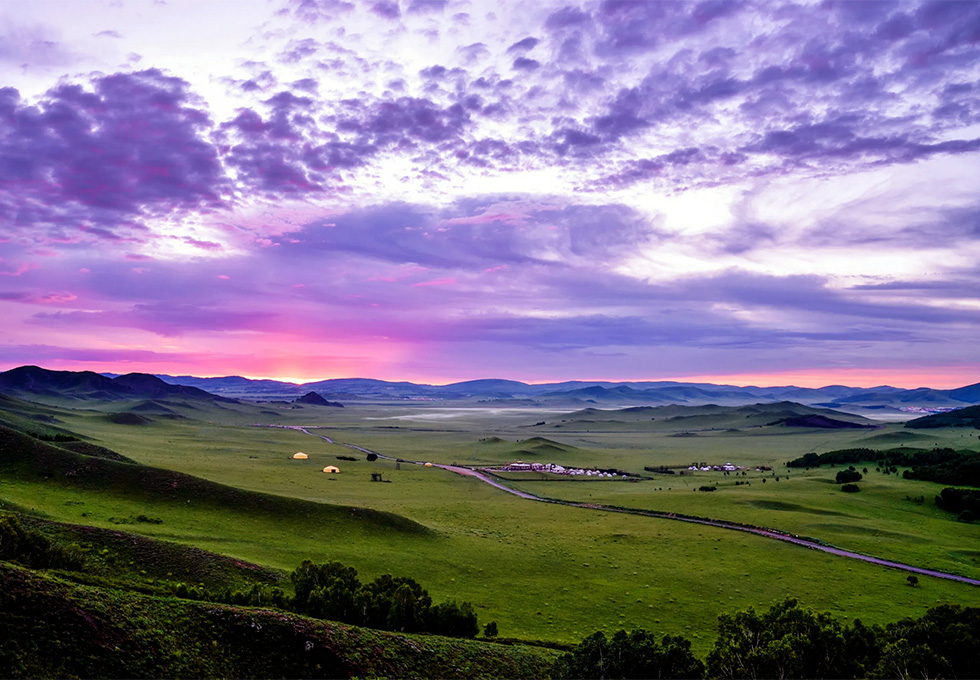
[[2, 396, 978, 651]]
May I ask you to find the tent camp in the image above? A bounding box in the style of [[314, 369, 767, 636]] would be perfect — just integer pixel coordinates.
[[322, 465, 340, 474], [292, 452, 309, 460]]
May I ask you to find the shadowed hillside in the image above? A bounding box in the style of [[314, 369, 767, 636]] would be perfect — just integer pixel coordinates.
[[0, 425, 432, 537], [906, 405, 980, 429], [0, 562, 556, 679]]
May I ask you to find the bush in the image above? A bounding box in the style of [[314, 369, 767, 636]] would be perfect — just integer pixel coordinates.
[[0, 515, 85, 571], [841, 483, 860, 493], [836, 467, 863, 484]]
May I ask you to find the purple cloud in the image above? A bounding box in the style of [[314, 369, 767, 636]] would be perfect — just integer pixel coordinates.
[[371, 1, 400, 19], [507, 37, 540, 53], [407, 0, 447, 14], [0, 69, 228, 238]]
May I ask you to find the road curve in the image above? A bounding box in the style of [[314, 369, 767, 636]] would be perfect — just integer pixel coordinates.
[[264, 424, 980, 587]]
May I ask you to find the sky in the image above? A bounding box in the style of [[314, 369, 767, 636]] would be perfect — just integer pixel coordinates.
[[1, 0, 979, 387]]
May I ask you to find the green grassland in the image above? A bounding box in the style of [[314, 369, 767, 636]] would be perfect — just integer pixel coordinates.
[[2, 395, 979, 654]]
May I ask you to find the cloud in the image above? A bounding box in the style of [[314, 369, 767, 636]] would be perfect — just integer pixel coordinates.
[[408, 0, 447, 14], [0, 69, 229, 240], [0, 22, 74, 67], [268, 199, 659, 268], [32, 303, 277, 336], [512, 56, 541, 71], [371, 1, 400, 19], [507, 37, 540, 53]]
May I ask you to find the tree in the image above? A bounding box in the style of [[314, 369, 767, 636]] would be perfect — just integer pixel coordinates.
[[552, 629, 703, 679], [877, 604, 980, 679], [290, 560, 362, 623], [427, 600, 478, 638], [706, 598, 871, 679], [836, 468, 863, 484], [906, 575, 918, 587], [388, 583, 424, 633], [483, 621, 498, 638]]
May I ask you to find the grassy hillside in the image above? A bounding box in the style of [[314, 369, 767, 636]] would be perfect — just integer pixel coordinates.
[[0, 424, 431, 538], [0, 561, 557, 679], [906, 404, 980, 429]]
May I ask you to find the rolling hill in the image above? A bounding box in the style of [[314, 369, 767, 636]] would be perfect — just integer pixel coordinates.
[[7, 365, 978, 411], [905, 404, 980, 429], [0, 366, 236, 404]]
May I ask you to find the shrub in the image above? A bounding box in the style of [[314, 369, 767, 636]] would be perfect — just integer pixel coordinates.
[[552, 629, 703, 679], [0, 515, 85, 571], [841, 483, 860, 493], [836, 468, 863, 484]]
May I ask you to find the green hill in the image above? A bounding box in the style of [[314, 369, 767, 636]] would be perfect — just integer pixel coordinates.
[[906, 405, 980, 429], [0, 424, 431, 538], [0, 561, 556, 679]]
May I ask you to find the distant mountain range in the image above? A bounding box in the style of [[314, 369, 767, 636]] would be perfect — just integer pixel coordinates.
[[111, 368, 980, 413], [0, 365, 237, 403], [2, 365, 978, 415]]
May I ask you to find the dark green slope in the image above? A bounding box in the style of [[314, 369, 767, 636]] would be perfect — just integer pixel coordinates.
[[0, 425, 431, 537], [906, 404, 980, 429], [0, 562, 556, 679]]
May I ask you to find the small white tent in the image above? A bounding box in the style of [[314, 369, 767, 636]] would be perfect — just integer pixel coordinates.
[[292, 452, 309, 460], [322, 465, 340, 474]]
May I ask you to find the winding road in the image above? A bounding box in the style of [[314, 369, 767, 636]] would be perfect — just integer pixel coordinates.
[[266, 424, 980, 587]]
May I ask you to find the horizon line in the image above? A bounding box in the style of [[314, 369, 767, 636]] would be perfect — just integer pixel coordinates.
[[2, 363, 977, 392]]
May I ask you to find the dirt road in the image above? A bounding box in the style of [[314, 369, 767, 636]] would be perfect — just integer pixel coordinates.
[[271, 424, 980, 587]]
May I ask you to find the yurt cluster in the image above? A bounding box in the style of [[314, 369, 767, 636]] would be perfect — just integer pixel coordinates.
[[292, 451, 340, 474]]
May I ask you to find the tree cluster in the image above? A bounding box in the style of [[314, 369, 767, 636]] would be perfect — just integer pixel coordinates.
[[903, 452, 980, 487], [787, 447, 964, 470], [787, 446, 980, 487], [164, 559, 481, 638], [935, 487, 980, 522], [553, 599, 980, 680], [835, 467, 863, 484], [552, 629, 703, 679], [290, 560, 479, 637]]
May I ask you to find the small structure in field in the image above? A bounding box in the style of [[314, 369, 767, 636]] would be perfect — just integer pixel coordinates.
[[322, 465, 340, 474], [424, 462, 433, 467], [292, 452, 309, 460]]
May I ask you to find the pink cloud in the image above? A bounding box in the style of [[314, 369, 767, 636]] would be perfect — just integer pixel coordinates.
[[443, 211, 528, 226], [411, 277, 456, 287], [184, 237, 223, 251], [0, 260, 36, 276]]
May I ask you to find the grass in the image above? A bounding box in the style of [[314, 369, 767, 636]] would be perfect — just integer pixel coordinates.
[[0, 561, 558, 679], [1, 396, 978, 652]]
